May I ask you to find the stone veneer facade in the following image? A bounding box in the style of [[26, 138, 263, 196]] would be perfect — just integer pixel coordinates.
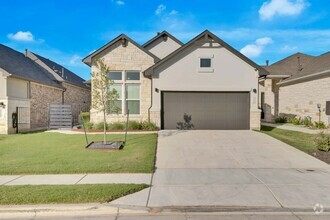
[[260, 76, 330, 125], [90, 41, 154, 124], [278, 77, 330, 125], [30, 82, 63, 129]]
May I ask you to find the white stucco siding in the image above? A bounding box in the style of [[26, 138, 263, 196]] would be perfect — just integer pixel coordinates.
[[151, 45, 260, 111], [7, 77, 29, 99], [145, 37, 181, 59], [0, 74, 7, 99]]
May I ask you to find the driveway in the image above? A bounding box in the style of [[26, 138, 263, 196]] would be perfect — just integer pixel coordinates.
[[111, 130, 330, 211]]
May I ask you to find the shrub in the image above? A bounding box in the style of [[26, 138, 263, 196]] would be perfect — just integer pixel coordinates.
[[84, 121, 94, 130], [141, 121, 158, 131], [314, 121, 327, 129], [274, 117, 287, 123], [314, 132, 330, 151], [287, 117, 302, 125], [79, 112, 90, 123], [302, 116, 313, 127], [128, 121, 142, 130], [93, 122, 108, 130], [108, 122, 125, 130]]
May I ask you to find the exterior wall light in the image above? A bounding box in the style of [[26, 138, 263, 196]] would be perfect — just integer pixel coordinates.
[[121, 38, 127, 47], [253, 89, 257, 93], [155, 88, 159, 93], [0, 102, 5, 108]]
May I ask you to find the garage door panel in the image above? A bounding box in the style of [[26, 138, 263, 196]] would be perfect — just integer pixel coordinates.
[[162, 92, 250, 130]]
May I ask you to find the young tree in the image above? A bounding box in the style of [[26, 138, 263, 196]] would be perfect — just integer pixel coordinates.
[[91, 58, 120, 144]]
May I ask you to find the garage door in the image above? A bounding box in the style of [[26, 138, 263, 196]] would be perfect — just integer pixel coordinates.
[[161, 92, 250, 130]]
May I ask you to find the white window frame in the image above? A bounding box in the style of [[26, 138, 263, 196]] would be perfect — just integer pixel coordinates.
[[198, 55, 214, 73], [108, 71, 141, 116]]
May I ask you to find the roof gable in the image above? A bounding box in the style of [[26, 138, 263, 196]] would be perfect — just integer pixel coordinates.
[[0, 44, 63, 89], [142, 31, 183, 48], [30, 52, 89, 89], [144, 30, 268, 76], [82, 34, 160, 66]]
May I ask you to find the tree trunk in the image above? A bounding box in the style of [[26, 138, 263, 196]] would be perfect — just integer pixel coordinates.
[[103, 110, 107, 145]]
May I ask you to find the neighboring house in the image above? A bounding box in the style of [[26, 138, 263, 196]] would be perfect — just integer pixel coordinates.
[[260, 52, 330, 125], [83, 30, 267, 130], [0, 44, 90, 134]]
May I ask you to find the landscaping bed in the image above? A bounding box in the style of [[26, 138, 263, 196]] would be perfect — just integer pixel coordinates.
[[0, 132, 157, 174], [261, 126, 330, 164], [0, 184, 148, 204]]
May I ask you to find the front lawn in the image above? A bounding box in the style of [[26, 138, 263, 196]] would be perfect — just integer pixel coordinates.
[[260, 126, 329, 164], [0, 184, 148, 204], [0, 132, 157, 174]]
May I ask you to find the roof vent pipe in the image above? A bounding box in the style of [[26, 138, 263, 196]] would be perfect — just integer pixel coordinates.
[[62, 68, 64, 78], [25, 49, 28, 57], [297, 56, 302, 71], [266, 60, 269, 66]]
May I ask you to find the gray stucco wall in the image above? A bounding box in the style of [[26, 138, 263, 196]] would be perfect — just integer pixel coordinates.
[[145, 37, 181, 59]]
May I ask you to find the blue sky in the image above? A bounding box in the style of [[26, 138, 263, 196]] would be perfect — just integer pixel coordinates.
[[1, 0, 329, 80]]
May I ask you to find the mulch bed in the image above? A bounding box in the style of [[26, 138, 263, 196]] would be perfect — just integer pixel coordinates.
[[310, 151, 330, 164]]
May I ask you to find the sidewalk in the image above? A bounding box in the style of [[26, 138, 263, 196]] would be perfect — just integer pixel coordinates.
[[262, 122, 328, 134], [0, 173, 151, 186]]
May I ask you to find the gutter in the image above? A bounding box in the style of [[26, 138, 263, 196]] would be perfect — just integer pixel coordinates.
[[277, 69, 330, 85]]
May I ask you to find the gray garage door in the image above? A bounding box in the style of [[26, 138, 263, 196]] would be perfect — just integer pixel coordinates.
[[162, 92, 250, 130]]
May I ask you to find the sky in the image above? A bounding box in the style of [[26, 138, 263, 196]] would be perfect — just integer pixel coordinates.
[[1, 0, 329, 80]]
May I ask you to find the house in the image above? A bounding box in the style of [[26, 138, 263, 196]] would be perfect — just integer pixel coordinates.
[[83, 30, 267, 130], [260, 52, 330, 125], [0, 44, 90, 134]]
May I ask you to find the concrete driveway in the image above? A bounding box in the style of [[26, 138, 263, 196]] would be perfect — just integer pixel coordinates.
[[111, 130, 330, 211]]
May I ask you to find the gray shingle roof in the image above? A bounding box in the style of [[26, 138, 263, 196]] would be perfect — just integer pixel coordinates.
[[32, 52, 89, 89], [0, 44, 63, 89], [264, 53, 315, 76]]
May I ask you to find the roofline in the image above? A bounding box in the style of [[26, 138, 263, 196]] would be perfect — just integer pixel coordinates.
[[267, 75, 291, 79], [7, 74, 65, 90], [277, 69, 330, 85], [142, 30, 183, 48], [143, 30, 269, 76], [82, 34, 160, 66]]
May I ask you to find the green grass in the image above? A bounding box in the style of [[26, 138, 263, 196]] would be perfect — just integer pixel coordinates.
[[260, 125, 318, 153], [0, 184, 148, 205], [0, 133, 157, 174]]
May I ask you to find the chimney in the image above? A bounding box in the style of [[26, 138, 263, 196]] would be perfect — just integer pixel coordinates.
[[297, 56, 302, 71], [25, 49, 28, 57], [266, 60, 269, 66]]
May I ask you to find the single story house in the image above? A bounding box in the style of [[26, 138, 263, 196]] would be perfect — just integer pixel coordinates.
[[0, 44, 90, 134], [83, 30, 267, 130], [260, 52, 330, 125]]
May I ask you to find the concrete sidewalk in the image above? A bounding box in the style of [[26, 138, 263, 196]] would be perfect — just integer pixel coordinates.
[[262, 122, 329, 134], [0, 173, 151, 185]]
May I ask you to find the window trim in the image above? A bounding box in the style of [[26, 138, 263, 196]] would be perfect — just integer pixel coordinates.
[[108, 70, 141, 116], [198, 55, 214, 73]]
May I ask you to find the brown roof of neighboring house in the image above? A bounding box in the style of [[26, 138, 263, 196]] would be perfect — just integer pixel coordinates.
[[264, 52, 315, 76]]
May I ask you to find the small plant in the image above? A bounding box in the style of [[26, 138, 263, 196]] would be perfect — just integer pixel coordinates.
[[141, 121, 158, 131], [79, 112, 90, 123], [287, 117, 302, 125], [274, 117, 287, 123], [84, 121, 94, 130], [314, 132, 330, 151], [108, 122, 125, 130], [302, 116, 313, 127], [128, 121, 142, 130], [177, 113, 194, 130], [314, 121, 327, 129], [93, 122, 108, 130]]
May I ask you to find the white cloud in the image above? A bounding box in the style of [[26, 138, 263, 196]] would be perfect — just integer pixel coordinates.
[[259, 0, 309, 20], [155, 4, 166, 15], [115, 0, 124, 5], [169, 10, 178, 15], [69, 54, 82, 66], [281, 45, 298, 52], [240, 37, 273, 58], [7, 31, 35, 42]]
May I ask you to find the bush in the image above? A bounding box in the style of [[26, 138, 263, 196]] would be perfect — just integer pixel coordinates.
[[108, 122, 125, 130], [141, 121, 158, 131], [314, 121, 327, 129], [314, 132, 330, 151], [302, 116, 313, 127], [128, 121, 142, 130], [287, 117, 302, 125], [79, 112, 90, 123], [93, 122, 108, 130], [84, 121, 94, 130], [274, 117, 287, 123]]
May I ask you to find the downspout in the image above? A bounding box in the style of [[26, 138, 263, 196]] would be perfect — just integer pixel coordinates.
[[147, 75, 153, 123], [62, 88, 66, 104]]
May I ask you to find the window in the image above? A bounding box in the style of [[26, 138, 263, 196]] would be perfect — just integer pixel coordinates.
[[108, 71, 141, 115], [200, 58, 211, 68]]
